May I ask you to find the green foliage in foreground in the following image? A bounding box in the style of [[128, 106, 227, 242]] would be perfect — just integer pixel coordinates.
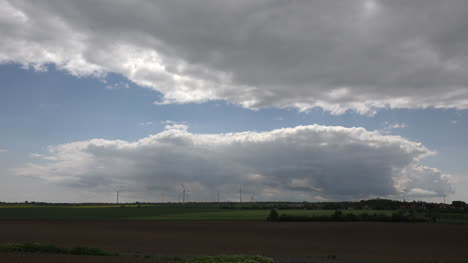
[[0, 242, 115, 256], [185, 255, 273, 263]]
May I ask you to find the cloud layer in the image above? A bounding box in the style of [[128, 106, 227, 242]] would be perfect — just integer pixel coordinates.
[[15, 125, 453, 201], [2, 0, 468, 114]]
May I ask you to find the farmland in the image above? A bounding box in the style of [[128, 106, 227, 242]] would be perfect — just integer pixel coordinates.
[[1, 204, 467, 223], [1, 203, 468, 262], [0, 205, 396, 221], [1, 220, 468, 262]]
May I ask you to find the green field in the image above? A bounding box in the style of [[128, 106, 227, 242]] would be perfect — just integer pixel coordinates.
[[0, 206, 270, 220], [0, 205, 467, 223], [0, 205, 394, 221]]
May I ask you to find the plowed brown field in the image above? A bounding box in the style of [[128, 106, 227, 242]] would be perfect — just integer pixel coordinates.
[[0, 253, 172, 263], [1, 221, 468, 261]]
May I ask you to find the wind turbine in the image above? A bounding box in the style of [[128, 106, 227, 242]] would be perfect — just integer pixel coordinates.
[[402, 188, 408, 203], [181, 184, 186, 203], [112, 186, 124, 204], [239, 185, 243, 203], [442, 184, 450, 204], [186, 188, 191, 202]]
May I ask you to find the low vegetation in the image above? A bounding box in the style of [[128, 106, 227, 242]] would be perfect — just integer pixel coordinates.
[[268, 209, 429, 222], [1, 199, 467, 223], [0, 242, 273, 263], [186, 255, 273, 263], [0, 242, 115, 256]]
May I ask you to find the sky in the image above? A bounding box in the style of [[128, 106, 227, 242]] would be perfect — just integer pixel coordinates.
[[1, 0, 468, 203]]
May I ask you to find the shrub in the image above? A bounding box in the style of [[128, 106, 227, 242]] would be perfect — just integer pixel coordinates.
[[267, 208, 279, 221], [332, 210, 343, 220], [69, 246, 115, 256], [267, 210, 428, 222]]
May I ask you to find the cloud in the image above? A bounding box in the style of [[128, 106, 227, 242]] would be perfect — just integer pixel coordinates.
[[138, 122, 153, 126], [14, 125, 453, 201], [0, 148, 8, 153], [384, 122, 408, 130], [406, 188, 438, 197], [380, 122, 408, 134], [162, 120, 189, 131], [378, 122, 408, 135], [105, 82, 130, 90], [2, 1, 468, 114], [397, 165, 454, 198]]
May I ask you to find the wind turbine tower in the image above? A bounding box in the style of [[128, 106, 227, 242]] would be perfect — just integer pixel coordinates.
[[181, 184, 187, 203], [112, 186, 123, 204], [239, 185, 243, 203], [186, 188, 191, 202]]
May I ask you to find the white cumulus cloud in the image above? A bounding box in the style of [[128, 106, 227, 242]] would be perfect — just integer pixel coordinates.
[[1, 1, 468, 114], [15, 125, 453, 201]]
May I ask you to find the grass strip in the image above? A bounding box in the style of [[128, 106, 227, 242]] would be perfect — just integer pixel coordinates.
[[186, 255, 274, 263], [0, 242, 116, 256], [411, 261, 468, 263], [0, 243, 273, 263]]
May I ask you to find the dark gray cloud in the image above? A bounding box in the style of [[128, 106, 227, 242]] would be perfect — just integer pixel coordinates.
[[15, 125, 454, 201], [1, 0, 468, 113]]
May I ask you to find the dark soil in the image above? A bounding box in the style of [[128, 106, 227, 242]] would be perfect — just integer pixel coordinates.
[[0, 253, 173, 262], [1, 221, 467, 261]]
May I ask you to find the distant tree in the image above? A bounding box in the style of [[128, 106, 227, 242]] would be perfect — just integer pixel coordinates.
[[267, 208, 279, 221], [452, 201, 467, 208], [332, 210, 343, 220]]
